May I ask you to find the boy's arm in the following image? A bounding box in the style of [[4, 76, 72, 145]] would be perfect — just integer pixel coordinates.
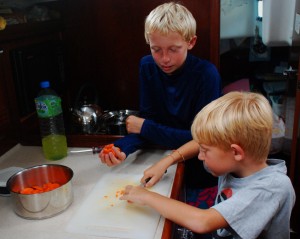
[[120, 186, 228, 234], [140, 119, 193, 149], [114, 133, 147, 157], [142, 140, 200, 187]]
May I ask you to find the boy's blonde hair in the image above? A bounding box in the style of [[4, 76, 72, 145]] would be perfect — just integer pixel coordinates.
[[191, 91, 273, 161], [144, 2, 196, 44]]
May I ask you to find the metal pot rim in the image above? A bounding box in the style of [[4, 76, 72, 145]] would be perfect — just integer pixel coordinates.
[[7, 164, 74, 193], [100, 109, 139, 120], [6, 164, 74, 219]]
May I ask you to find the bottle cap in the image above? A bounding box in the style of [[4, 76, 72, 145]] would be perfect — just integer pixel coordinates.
[[40, 81, 50, 88]]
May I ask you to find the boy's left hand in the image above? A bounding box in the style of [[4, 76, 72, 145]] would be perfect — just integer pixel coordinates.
[[141, 160, 169, 188], [99, 146, 126, 167]]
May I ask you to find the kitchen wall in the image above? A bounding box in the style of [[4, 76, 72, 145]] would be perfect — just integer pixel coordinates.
[[221, 0, 256, 40], [219, 0, 300, 87], [220, 0, 300, 47]]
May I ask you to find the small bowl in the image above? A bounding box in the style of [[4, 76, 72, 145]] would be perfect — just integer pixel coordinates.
[[6, 164, 74, 220], [100, 110, 139, 135]]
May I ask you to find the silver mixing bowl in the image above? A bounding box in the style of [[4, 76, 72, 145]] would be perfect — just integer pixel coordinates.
[[6, 164, 73, 219], [99, 109, 139, 135]]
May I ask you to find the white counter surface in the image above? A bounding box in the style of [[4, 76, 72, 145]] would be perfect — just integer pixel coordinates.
[[0, 144, 176, 239]]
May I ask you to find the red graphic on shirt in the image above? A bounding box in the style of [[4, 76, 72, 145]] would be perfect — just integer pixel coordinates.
[[215, 188, 234, 238], [217, 188, 233, 203]]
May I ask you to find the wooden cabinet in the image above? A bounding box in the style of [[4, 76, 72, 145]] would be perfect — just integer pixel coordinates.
[[59, 0, 221, 148], [63, 0, 220, 111], [0, 46, 19, 155], [6, 0, 220, 148], [0, 10, 66, 152], [0, 33, 66, 150]]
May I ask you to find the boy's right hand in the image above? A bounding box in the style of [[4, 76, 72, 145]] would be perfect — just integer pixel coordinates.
[[119, 185, 150, 206], [98, 145, 126, 167], [126, 115, 145, 134]]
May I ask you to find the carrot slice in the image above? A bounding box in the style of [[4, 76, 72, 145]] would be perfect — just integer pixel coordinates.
[[102, 144, 120, 156], [19, 182, 61, 194]]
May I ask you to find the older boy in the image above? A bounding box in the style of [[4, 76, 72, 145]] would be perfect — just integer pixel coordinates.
[[99, 2, 222, 208], [120, 91, 295, 239]]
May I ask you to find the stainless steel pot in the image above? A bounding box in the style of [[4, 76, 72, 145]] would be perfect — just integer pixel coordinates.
[[100, 109, 139, 135], [6, 164, 73, 220], [70, 104, 103, 134], [71, 82, 103, 134]]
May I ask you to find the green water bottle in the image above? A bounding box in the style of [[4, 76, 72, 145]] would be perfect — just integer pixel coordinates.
[[35, 81, 68, 160]]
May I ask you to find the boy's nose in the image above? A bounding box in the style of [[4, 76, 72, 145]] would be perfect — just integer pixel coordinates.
[[161, 52, 170, 62]]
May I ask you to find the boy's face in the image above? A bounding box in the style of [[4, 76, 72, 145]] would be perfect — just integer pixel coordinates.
[[148, 31, 196, 75], [198, 144, 237, 177]]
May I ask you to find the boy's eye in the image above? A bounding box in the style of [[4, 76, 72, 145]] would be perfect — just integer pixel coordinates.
[[151, 47, 161, 53], [169, 47, 178, 52]]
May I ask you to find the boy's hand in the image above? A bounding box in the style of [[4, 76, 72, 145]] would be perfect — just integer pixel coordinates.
[[99, 145, 126, 167], [126, 115, 145, 134], [119, 185, 149, 205], [141, 162, 169, 188]]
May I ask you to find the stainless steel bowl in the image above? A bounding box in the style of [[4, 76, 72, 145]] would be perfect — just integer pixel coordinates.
[[99, 109, 139, 135], [70, 104, 103, 134], [6, 164, 73, 220]]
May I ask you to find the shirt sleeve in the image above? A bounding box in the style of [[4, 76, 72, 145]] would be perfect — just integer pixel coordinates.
[[140, 119, 192, 148], [113, 134, 147, 157]]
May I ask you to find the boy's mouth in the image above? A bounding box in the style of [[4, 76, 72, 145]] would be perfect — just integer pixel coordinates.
[[161, 65, 173, 72]]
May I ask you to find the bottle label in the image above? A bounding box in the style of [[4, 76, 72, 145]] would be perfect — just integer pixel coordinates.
[[35, 96, 62, 118]]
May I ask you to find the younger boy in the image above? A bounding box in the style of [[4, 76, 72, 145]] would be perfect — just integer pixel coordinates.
[[120, 91, 295, 239]]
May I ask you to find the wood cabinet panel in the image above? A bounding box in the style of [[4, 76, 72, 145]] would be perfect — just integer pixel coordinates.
[[63, 0, 220, 111], [0, 0, 221, 152], [0, 30, 65, 151], [0, 46, 18, 155]]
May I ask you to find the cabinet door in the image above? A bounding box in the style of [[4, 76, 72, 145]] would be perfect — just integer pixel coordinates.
[[64, 0, 220, 110], [0, 47, 18, 155]]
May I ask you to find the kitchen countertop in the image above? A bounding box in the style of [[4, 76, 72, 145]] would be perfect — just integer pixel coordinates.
[[0, 144, 177, 239]]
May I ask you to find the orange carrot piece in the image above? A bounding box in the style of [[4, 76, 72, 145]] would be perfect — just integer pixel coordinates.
[[102, 144, 121, 156], [19, 182, 61, 194]]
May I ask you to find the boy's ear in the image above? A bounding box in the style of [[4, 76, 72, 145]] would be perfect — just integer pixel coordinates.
[[230, 144, 245, 162], [187, 36, 197, 50]]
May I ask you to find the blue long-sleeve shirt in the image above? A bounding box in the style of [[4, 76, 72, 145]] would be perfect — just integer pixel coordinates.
[[114, 53, 222, 157]]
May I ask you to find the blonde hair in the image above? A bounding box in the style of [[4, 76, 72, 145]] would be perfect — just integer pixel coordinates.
[[144, 2, 196, 44], [191, 91, 273, 161]]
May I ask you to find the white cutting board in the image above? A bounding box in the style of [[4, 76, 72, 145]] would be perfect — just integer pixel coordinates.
[[66, 166, 176, 239]]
